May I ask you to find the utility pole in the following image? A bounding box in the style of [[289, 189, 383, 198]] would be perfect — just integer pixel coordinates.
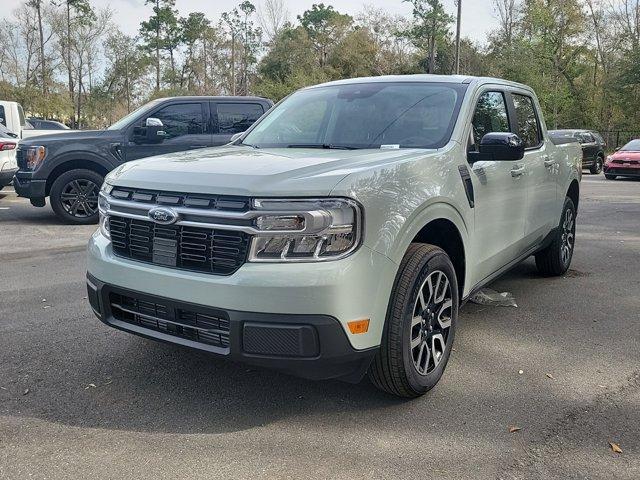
[[455, 0, 462, 75]]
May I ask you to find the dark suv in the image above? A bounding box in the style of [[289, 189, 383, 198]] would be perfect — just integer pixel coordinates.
[[13, 96, 273, 223], [548, 129, 606, 174]]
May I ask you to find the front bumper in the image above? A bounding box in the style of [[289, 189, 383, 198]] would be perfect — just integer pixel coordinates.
[[604, 164, 640, 178], [87, 232, 398, 381], [12, 170, 47, 199]]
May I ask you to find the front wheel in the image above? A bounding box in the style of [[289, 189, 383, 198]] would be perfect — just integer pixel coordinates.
[[590, 156, 603, 174], [369, 244, 458, 398], [50, 169, 103, 224], [535, 197, 576, 276]]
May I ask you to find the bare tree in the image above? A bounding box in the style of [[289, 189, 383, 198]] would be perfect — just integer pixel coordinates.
[[258, 0, 289, 43], [493, 0, 518, 45]]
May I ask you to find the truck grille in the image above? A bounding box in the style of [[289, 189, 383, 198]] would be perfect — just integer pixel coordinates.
[[16, 148, 26, 170], [109, 291, 230, 348], [109, 216, 249, 275]]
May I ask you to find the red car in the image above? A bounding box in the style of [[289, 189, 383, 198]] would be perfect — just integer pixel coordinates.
[[604, 139, 640, 180]]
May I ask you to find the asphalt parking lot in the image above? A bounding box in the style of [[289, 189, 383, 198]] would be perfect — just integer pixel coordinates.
[[0, 175, 638, 480]]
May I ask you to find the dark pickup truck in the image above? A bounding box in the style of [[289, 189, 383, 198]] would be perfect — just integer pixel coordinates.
[[13, 96, 273, 223]]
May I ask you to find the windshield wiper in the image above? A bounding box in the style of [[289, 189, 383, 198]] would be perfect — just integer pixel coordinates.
[[286, 143, 359, 150], [239, 141, 259, 149]]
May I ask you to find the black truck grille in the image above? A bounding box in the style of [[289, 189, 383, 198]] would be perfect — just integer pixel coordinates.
[[16, 148, 26, 170], [109, 216, 249, 275], [109, 292, 230, 348]]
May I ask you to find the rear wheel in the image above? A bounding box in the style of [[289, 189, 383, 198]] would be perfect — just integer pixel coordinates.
[[50, 169, 103, 224], [605, 174, 616, 180], [369, 244, 458, 398], [535, 197, 576, 276], [589, 156, 603, 174]]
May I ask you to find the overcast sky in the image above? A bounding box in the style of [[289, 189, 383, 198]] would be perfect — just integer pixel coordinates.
[[2, 0, 499, 44]]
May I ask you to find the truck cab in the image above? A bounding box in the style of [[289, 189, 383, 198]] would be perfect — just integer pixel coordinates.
[[13, 96, 273, 223]]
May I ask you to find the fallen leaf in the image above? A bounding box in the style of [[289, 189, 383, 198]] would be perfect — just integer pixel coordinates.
[[609, 442, 622, 453], [84, 383, 97, 390], [546, 373, 555, 379], [0, 386, 6, 390], [41, 299, 46, 302], [598, 385, 607, 389], [23, 389, 30, 395], [43, 306, 51, 309], [518, 370, 524, 375], [509, 426, 521, 433]]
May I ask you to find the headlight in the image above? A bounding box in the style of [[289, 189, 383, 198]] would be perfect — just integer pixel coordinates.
[[98, 191, 111, 239], [249, 198, 362, 262], [100, 181, 114, 195], [24, 146, 47, 170], [99, 212, 111, 240]]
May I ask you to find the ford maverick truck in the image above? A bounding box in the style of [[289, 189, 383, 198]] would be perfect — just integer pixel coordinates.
[[87, 75, 581, 398]]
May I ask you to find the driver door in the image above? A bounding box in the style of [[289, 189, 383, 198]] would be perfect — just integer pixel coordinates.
[[467, 90, 528, 284], [124, 101, 211, 161]]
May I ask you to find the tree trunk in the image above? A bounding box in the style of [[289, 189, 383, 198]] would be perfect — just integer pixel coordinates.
[[155, 0, 160, 91], [67, 1, 75, 126], [231, 32, 236, 95], [36, 0, 46, 95]]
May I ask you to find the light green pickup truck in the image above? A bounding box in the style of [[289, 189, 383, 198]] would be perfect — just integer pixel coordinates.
[[87, 75, 581, 398]]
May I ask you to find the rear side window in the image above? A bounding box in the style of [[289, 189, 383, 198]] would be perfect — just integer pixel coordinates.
[[217, 103, 264, 134], [0, 106, 5, 126], [512, 94, 541, 148], [17, 104, 26, 127], [150, 103, 205, 139], [471, 91, 510, 145]]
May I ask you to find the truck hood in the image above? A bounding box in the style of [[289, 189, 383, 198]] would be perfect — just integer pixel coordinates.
[[19, 129, 108, 145], [108, 145, 431, 196]]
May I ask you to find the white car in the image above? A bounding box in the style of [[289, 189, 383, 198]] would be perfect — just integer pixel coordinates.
[[0, 101, 75, 139], [87, 75, 582, 398], [0, 123, 18, 190]]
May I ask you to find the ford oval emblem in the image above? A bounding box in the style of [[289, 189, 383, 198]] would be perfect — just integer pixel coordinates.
[[148, 207, 178, 225]]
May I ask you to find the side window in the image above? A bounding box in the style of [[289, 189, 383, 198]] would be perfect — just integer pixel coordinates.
[[512, 94, 541, 148], [471, 91, 510, 147], [217, 103, 264, 134], [582, 132, 595, 143], [0, 106, 5, 126], [149, 103, 205, 139]]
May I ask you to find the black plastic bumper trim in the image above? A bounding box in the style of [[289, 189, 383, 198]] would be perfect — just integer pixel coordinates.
[[86, 273, 377, 382], [12, 171, 46, 199]]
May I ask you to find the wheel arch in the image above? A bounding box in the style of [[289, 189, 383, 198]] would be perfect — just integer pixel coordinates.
[[45, 159, 110, 196], [389, 202, 470, 298], [567, 179, 579, 212]]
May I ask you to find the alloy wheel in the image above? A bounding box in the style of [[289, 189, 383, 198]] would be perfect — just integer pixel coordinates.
[[410, 270, 453, 375], [60, 179, 99, 218], [560, 207, 575, 266]]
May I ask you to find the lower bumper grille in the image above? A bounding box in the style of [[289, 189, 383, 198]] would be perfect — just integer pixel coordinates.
[[606, 167, 640, 175], [109, 216, 249, 275], [109, 292, 230, 348]]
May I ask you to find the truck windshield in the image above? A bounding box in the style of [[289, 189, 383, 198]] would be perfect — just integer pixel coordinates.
[[242, 82, 467, 150], [107, 99, 163, 131], [620, 139, 640, 151]]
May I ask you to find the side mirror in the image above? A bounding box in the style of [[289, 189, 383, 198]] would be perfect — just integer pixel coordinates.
[[230, 132, 245, 143], [145, 117, 163, 127], [469, 132, 525, 163], [133, 118, 166, 144]]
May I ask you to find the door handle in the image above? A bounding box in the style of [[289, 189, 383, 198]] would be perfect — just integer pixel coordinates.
[[511, 165, 526, 177], [543, 156, 556, 167]]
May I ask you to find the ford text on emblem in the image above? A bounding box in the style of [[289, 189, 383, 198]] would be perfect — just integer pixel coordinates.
[[148, 207, 178, 225]]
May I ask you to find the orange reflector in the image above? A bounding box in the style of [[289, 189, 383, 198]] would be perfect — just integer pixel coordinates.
[[347, 319, 370, 334]]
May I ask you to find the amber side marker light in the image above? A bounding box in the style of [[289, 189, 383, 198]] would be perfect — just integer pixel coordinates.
[[347, 319, 370, 334]]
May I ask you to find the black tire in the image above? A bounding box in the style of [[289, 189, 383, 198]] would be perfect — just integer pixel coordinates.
[[49, 169, 103, 224], [605, 174, 616, 180], [369, 243, 458, 398], [589, 156, 603, 174], [535, 197, 576, 276]]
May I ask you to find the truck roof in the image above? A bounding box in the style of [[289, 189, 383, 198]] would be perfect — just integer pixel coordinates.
[[309, 74, 534, 93], [156, 95, 272, 103]]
